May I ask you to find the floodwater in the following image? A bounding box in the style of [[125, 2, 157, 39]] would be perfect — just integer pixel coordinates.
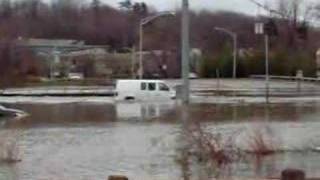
[[1, 101, 320, 179]]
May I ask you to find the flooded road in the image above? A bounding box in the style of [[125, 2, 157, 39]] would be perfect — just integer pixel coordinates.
[[1, 102, 320, 179]]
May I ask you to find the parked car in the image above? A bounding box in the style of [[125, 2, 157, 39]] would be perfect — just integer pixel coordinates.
[[189, 72, 198, 79], [115, 80, 176, 101], [68, 73, 84, 80], [0, 105, 26, 117]]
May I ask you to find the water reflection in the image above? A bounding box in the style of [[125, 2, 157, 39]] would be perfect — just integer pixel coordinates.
[[116, 102, 176, 121], [2, 101, 178, 128], [0, 102, 320, 179]]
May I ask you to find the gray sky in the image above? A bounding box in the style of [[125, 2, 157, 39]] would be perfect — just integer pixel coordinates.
[[104, 0, 258, 14], [100, 0, 318, 16]]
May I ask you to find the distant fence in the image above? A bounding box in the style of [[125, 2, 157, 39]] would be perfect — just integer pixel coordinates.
[[251, 75, 320, 82]]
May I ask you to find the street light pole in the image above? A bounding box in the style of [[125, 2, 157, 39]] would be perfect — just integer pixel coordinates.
[[214, 27, 238, 79], [233, 34, 237, 79], [131, 46, 136, 78], [265, 34, 270, 103], [139, 22, 144, 79], [138, 12, 175, 79], [50, 46, 58, 80], [181, 0, 190, 104]]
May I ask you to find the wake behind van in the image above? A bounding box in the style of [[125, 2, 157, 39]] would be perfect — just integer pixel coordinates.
[[115, 80, 176, 101]]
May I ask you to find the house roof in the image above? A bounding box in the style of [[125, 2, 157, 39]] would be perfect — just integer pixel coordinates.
[[16, 38, 85, 47], [63, 48, 108, 57]]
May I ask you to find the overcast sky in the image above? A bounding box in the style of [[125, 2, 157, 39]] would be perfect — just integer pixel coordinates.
[[98, 0, 308, 15], [101, 0, 258, 14]]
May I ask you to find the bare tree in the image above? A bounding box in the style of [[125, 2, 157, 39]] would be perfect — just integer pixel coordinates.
[[0, 0, 12, 18], [250, 0, 313, 48]]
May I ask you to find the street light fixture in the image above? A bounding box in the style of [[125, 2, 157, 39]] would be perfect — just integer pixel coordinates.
[[214, 27, 238, 79], [138, 11, 175, 79]]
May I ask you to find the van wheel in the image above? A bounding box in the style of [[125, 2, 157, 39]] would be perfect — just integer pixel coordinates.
[[125, 96, 135, 101]]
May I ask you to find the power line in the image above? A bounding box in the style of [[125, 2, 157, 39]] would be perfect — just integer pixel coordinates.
[[248, 0, 320, 27], [248, 0, 289, 18]]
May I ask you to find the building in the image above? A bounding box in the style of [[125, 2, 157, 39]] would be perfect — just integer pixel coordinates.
[[316, 49, 320, 78], [137, 48, 202, 79], [138, 50, 180, 78], [14, 38, 110, 79], [12, 38, 203, 79], [16, 38, 85, 47]]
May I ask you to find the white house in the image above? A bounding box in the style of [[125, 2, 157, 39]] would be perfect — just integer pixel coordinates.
[[316, 49, 320, 78]]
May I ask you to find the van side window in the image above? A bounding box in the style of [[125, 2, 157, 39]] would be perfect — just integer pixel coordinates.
[[148, 83, 156, 91], [159, 83, 170, 91], [141, 82, 147, 90]]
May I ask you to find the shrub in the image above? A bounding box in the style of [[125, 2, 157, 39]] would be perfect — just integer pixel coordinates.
[[200, 45, 233, 78], [175, 121, 242, 178]]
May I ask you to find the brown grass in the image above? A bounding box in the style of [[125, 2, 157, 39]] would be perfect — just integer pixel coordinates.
[[0, 130, 22, 163], [247, 128, 277, 157], [176, 121, 242, 178], [175, 117, 280, 179]]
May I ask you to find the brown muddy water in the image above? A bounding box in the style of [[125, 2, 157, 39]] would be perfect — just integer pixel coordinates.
[[1, 101, 320, 179]]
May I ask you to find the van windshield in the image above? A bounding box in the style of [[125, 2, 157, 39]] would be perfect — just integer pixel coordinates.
[[159, 83, 170, 91]]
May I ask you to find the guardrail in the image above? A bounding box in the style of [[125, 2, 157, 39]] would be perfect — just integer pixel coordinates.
[[251, 75, 320, 82]]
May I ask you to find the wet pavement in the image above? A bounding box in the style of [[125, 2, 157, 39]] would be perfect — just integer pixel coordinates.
[[2, 79, 320, 105], [0, 101, 319, 179]]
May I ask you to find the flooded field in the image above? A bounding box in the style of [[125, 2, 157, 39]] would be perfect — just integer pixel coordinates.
[[1, 101, 320, 179]]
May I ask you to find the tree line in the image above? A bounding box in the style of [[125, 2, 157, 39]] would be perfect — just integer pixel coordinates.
[[0, 0, 320, 85]]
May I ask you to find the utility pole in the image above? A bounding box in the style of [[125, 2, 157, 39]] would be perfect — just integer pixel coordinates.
[[180, 0, 190, 164], [181, 0, 190, 104]]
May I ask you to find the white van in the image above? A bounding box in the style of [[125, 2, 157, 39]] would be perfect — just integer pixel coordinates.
[[115, 80, 176, 101]]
